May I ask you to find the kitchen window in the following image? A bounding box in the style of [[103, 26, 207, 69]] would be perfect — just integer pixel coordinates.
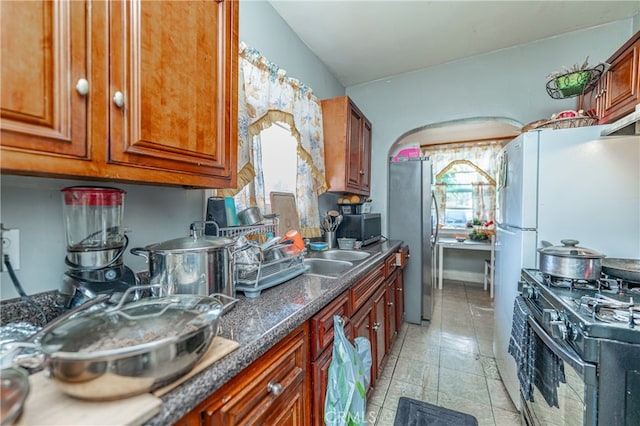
[[425, 142, 502, 229], [259, 122, 298, 212]]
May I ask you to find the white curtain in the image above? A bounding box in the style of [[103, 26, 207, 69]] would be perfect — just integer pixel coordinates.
[[423, 141, 503, 225], [222, 42, 327, 238], [434, 183, 447, 227], [472, 183, 496, 223]]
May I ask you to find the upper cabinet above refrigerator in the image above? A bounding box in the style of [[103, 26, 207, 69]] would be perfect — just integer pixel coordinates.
[[322, 96, 372, 196], [579, 31, 640, 125]]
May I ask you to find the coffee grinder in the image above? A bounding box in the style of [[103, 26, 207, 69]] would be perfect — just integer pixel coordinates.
[[56, 186, 138, 308]]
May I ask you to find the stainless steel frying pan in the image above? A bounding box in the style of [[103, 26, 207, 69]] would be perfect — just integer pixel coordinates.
[[602, 258, 640, 282]]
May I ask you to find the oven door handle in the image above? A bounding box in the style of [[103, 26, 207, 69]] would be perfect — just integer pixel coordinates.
[[527, 316, 593, 378]]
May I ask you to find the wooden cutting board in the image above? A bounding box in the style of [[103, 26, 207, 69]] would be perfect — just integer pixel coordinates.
[[16, 373, 162, 426], [14, 337, 239, 425], [153, 336, 239, 397], [270, 192, 299, 236]]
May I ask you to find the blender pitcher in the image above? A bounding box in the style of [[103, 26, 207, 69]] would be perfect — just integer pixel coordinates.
[[61, 186, 127, 269]]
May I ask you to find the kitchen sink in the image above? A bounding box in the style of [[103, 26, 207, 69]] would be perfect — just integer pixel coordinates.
[[313, 249, 371, 262], [303, 258, 354, 277]]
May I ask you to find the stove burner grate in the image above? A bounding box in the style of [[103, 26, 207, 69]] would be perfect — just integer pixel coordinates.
[[542, 273, 611, 290], [575, 294, 640, 327]]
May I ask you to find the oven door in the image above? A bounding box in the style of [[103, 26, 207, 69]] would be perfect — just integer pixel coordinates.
[[522, 317, 598, 426]]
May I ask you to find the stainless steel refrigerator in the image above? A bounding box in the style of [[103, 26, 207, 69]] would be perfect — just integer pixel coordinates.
[[388, 158, 437, 323]]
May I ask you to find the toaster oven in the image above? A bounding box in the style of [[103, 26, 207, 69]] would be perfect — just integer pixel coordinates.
[[336, 213, 381, 246]]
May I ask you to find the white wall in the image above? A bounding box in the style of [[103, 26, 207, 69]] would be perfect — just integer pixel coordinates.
[[346, 19, 636, 236], [0, 1, 344, 300], [239, 1, 344, 100]]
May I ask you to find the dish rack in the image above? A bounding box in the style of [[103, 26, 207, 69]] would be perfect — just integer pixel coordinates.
[[234, 249, 309, 298], [216, 217, 279, 243]]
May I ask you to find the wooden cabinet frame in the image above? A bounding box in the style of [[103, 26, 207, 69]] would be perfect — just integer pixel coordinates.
[[321, 96, 372, 196]]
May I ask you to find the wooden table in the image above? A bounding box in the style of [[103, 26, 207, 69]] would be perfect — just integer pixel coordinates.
[[436, 236, 495, 297]]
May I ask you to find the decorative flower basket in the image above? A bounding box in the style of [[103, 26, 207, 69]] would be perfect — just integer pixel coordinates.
[[555, 71, 592, 96], [532, 116, 597, 130], [545, 61, 606, 99]]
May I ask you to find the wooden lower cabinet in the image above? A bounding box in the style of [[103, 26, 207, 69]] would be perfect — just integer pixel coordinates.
[[310, 323, 352, 426], [371, 284, 387, 378], [385, 273, 398, 353], [180, 324, 309, 426], [394, 269, 406, 332], [177, 250, 407, 426], [309, 290, 352, 426], [310, 291, 351, 360]]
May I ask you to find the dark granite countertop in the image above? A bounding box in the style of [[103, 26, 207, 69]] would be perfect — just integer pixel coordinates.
[[147, 239, 401, 425], [0, 240, 402, 425]]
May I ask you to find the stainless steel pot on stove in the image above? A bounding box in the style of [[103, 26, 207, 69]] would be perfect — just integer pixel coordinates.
[[538, 239, 605, 280], [131, 222, 236, 298], [12, 287, 233, 401]]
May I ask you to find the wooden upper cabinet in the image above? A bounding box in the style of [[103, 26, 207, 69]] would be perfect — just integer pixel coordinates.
[[598, 32, 639, 124], [106, 0, 237, 186], [322, 96, 372, 196], [579, 31, 639, 124], [1, 1, 89, 163], [1, 0, 238, 189]]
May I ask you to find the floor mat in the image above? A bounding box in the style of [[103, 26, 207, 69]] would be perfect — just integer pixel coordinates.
[[393, 397, 479, 426]]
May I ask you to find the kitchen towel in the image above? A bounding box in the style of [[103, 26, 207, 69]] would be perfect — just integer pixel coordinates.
[[532, 330, 566, 408], [508, 296, 566, 408], [508, 296, 535, 402]]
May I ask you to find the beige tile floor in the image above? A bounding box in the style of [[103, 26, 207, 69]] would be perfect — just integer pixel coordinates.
[[366, 280, 521, 426]]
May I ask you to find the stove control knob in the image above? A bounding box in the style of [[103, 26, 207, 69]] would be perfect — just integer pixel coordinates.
[[543, 309, 559, 326], [521, 283, 534, 299], [550, 320, 568, 340], [105, 269, 117, 280], [566, 323, 579, 341]]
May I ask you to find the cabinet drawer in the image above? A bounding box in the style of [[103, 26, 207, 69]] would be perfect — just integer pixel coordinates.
[[385, 253, 398, 277], [203, 325, 308, 425], [350, 263, 385, 314], [398, 246, 410, 269], [310, 291, 351, 360]]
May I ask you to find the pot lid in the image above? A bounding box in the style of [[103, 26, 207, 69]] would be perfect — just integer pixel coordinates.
[[39, 294, 222, 358], [538, 239, 605, 259], [147, 234, 233, 252]]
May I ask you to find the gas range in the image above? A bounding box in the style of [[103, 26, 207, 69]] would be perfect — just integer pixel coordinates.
[[518, 268, 640, 426], [520, 268, 640, 360]]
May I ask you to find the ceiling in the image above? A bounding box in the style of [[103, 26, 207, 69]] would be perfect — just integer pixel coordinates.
[[269, 1, 640, 87]]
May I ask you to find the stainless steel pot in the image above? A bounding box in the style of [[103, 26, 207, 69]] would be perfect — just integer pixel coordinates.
[[27, 289, 232, 400], [538, 239, 605, 280], [131, 222, 236, 298], [237, 206, 263, 225]]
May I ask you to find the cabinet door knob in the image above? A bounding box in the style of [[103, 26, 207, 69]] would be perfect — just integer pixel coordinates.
[[372, 322, 380, 332], [267, 381, 282, 396], [113, 91, 125, 108], [359, 170, 365, 175], [396, 287, 403, 292], [388, 301, 393, 307], [75, 78, 89, 96]]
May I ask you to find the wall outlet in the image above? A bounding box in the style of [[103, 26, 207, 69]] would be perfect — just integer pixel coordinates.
[[1, 228, 20, 271]]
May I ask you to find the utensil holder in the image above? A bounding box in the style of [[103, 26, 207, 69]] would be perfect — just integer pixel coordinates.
[[325, 231, 336, 249]]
